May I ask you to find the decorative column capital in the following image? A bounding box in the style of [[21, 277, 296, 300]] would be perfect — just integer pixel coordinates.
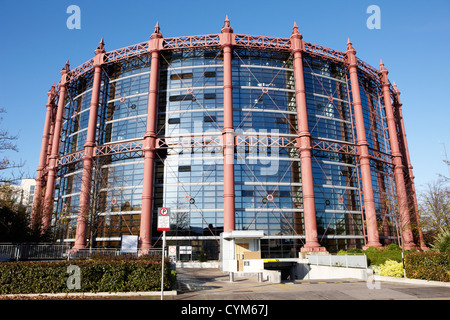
[[95, 37, 105, 54], [60, 60, 70, 86], [46, 83, 57, 108], [93, 38, 106, 67], [47, 82, 56, 98], [151, 21, 163, 39], [379, 59, 390, 85], [289, 22, 305, 52], [221, 15, 233, 33], [393, 82, 403, 106], [393, 81, 400, 95], [345, 38, 357, 66], [148, 22, 164, 52], [219, 15, 235, 46]]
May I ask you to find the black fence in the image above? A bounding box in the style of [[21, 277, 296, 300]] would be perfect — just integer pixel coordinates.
[[0, 243, 162, 261], [0, 243, 71, 261]]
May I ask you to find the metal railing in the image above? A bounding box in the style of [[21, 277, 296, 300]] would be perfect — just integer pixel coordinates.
[[306, 254, 368, 269], [0, 243, 71, 261], [66, 248, 162, 260], [0, 243, 162, 261]]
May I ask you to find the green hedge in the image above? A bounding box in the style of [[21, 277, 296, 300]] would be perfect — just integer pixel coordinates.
[[405, 251, 450, 282], [364, 244, 403, 266], [338, 244, 404, 266], [0, 256, 175, 294]]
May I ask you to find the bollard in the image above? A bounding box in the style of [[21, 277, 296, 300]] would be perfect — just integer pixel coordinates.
[[258, 272, 263, 283], [229, 272, 234, 282]]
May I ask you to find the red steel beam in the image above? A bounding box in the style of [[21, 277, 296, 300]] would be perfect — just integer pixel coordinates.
[[60, 30, 379, 88], [73, 40, 106, 250], [291, 23, 326, 253], [32, 84, 57, 228], [43, 61, 69, 231], [220, 16, 236, 233], [139, 23, 164, 252], [393, 83, 427, 250], [346, 39, 382, 249], [379, 62, 416, 250], [55, 135, 397, 167]]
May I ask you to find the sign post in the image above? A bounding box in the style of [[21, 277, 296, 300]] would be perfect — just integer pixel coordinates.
[[157, 207, 170, 300], [161, 230, 166, 300]]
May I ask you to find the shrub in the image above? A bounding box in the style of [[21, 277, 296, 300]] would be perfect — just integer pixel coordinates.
[[338, 248, 363, 255], [379, 260, 404, 277], [0, 261, 69, 294], [405, 251, 450, 282], [431, 228, 450, 253], [347, 248, 363, 254], [385, 243, 402, 252], [364, 246, 402, 266], [0, 257, 175, 294]]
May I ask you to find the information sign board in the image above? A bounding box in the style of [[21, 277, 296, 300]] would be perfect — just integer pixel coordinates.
[[157, 207, 170, 231]]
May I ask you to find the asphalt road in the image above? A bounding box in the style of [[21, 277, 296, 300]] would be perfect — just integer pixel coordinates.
[[171, 268, 450, 301], [2, 267, 448, 319]]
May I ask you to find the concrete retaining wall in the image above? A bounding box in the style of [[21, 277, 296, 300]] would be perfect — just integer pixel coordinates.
[[297, 263, 370, 280], [176, 261, 220, 268], [374, 275, 450, 287]]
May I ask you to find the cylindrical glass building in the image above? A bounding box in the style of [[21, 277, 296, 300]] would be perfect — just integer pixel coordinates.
[[32, 19, 425, 259]]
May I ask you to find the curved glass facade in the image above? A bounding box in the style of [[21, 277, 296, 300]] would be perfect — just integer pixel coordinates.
[[43, 34, 409, 258], [304, 55, 363, 251], [56, 56, 152, 243]]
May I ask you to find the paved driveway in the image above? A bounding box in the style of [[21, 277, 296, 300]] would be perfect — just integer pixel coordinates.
[[3, 267, 447, 319], [173, 268, 450, 300]]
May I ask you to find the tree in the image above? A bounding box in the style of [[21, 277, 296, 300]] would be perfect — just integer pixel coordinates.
[[0, 183, 27, 241], [0, 108, 23, 183], [0, 183, 51, 242], [0, 206, 29, 242], [419, 179, 450, 244]]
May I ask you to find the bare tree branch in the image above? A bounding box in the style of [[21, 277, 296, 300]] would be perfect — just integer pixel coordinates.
[[0, 108, 24, 183]]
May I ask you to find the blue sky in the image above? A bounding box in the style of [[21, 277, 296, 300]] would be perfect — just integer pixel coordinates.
[[0, 0, 449, 191]]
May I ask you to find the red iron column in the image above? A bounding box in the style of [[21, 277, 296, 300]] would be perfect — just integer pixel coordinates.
[[32, 84, 56, 227], [290, 23, 326, 252], [379, 63, 416, 250], [73, 40, 106, 250], [345, 40, 382, 248], [46, 113, 55, 167], [392, 83, 427, 250], [220, 17, 236, 233], [139, 23, 163, 252], [43, 62, 70, 231]]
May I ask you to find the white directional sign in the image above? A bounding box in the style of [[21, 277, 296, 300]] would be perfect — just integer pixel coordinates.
[[157, 207, 171, 231], [179, 246, 192, 254], [168, 246, 177, 256]]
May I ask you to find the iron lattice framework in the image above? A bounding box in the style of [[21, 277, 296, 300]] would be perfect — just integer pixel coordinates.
[[57, 33, 380, 89], [52, 34, 388, 167], [33, 19, 426, 254]]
